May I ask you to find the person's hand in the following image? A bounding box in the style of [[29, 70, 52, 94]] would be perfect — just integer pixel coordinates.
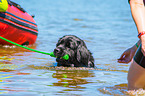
[[118, 46, 137, 63]]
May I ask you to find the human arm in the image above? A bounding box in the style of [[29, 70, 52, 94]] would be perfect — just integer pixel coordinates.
[[118, 40, 141, 63], [129, 0, 145, 56]]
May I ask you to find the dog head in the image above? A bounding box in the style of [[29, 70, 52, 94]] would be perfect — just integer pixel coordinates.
[[53, 35, 94, 67]]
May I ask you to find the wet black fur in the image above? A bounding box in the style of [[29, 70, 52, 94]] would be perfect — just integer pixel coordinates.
[[53, 35, 94, 67]]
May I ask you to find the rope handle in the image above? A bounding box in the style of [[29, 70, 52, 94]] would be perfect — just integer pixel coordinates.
[[0, 36, 69, 60]]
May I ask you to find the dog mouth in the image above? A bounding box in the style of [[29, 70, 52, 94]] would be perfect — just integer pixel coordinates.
[[56, 57, 69, 63], [53, 47, 70, 60], [56, 57, 72, 66], [54, 52, 66, 58], [54, 49, 70, 65]]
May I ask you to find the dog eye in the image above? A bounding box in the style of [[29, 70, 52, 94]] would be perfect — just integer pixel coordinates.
[[77, 41, 81, 45], [66, 42, 70, 47]]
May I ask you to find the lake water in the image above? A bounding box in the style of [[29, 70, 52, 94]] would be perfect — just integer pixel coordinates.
[[0, 0, 143, 96]]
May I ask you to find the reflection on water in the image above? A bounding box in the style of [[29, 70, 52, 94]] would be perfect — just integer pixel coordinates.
[[0, 64, 145, 96], [28, 65, 95, 90], [0, 45, 37, 70], [0, 45, 37, 95], [52, 69, 94, 89], [0, 70, 30, 95]]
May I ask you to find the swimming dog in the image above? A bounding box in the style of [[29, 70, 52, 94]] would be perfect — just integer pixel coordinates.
[[53, 35, 94, 67]]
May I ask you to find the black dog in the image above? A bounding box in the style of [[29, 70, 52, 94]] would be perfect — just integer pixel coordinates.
[[53, 35, 94, 67]]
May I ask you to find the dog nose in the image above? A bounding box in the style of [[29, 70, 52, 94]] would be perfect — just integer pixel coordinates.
[[54, 48, 61, 54]]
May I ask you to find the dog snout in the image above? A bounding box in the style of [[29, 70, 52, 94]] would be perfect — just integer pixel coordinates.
[[54, 47, 64, 56], [54, 48, 61, 53]]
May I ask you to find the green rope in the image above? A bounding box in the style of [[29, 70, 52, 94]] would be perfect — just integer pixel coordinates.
[[0, 36, 69, 60]]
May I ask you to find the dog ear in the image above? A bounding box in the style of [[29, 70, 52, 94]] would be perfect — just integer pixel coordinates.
[[76, 46, 90, 66]]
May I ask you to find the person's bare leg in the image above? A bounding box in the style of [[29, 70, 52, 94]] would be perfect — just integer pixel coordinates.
[[128, 60, 145, 90]]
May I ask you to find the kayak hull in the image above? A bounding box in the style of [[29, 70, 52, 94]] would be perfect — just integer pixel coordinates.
[[0, 4, 38, 45]]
